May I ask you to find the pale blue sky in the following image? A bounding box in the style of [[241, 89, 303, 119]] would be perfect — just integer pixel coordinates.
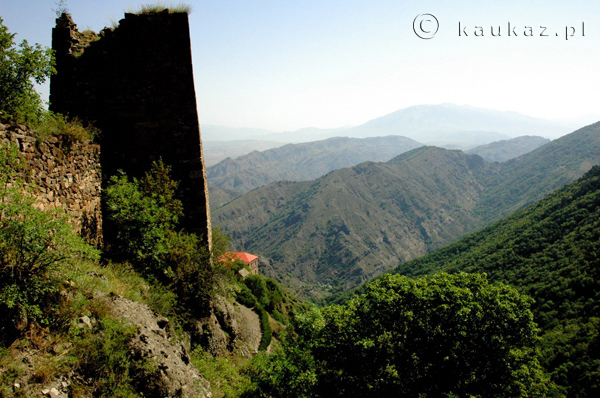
[[2, 0, 600, 131]]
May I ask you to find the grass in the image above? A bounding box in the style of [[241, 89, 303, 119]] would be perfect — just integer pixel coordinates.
[[133, 2, 192, 14], [34, 112, 99, 145], [0, 257, 183, 396], [191, 347, 253, 398]]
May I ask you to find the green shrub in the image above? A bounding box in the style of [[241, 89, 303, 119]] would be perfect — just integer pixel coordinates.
[[256, 304, 272, 351], [236, 284, 258, 308], [0, 142, 99, 341], [191, 347, 253, 398], [104, 160, 217, 317], [248, 273, 550, 397], [69, 314, 143, 397], [104, 159, 184, 278], [244, 275, 269, 308]]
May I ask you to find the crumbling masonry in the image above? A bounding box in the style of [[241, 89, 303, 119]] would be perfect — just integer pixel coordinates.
[[50, 10, 211, 247]]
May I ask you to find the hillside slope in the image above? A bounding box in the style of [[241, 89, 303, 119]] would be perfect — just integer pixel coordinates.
[[477, 122, 600, 223], [214, 147, 494, 295], [207, 136, 422, 195], [393, 165, 600, 397], [213, 123, 600, 297], [466, 135, 550, 162]]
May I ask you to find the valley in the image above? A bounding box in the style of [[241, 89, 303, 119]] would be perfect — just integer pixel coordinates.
[[212, 122, 600, 297]]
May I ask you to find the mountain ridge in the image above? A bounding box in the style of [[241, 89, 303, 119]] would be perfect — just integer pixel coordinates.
[[207, 135, 422, 197], [213, 122, 600, 297]]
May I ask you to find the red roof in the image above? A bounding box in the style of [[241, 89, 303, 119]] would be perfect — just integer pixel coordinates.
[[224, 251, 258, 265]]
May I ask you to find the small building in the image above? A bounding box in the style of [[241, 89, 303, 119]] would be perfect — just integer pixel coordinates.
[[222, 251, 259, 275]]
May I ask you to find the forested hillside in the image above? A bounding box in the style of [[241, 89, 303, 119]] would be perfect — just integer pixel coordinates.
[[476, 122, 600, 223], [394, 165, 600, 396]]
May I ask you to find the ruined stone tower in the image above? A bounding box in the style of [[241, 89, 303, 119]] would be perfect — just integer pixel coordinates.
[[50, 10, 211, 248]]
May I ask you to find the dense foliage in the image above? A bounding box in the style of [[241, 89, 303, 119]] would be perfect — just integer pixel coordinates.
[[247, 273, 549, 397], [394, 165, 600, 396], [235, 274, 292, 351], [0, 18, 54, 124], [104, 160, 219, 317]]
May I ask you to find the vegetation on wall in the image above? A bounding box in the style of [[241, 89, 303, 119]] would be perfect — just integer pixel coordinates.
[[34, 112, 100, 144], [0, 142, 100, 343], [133, 2, 193, 14], [0, 18, 99, 146]]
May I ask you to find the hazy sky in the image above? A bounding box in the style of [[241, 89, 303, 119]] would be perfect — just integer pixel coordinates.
[[2, 0, 600, 131]]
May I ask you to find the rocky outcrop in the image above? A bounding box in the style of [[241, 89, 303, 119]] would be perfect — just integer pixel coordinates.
[[109, 295, 212, 398], [194, 296, 262, 357], [0, 122, 102, 245]]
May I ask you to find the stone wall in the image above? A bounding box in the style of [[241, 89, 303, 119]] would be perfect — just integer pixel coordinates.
[[0, 122, 102, 245], [49, 10, 212, 248]]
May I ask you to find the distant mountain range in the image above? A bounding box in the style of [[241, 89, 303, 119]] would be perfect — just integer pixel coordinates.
[[212, 122, 600, 297], [465, 135, 550, 162], [208, 135, 552, 208], [202, 140, 285, 167], [201, 104, 574, 147], [207, 136, 422, 196], [344, 103, 571, 142]]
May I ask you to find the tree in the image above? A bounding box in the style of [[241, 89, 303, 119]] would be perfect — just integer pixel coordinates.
[[104, 159, 184, 278], [0, 18, 55, 124], [250, 273, 551, 397]]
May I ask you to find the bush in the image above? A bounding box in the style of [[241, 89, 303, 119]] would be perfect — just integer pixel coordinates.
[[104, 160, 184, 278], [69, 314, 144, 397], [244, 275, 269, 308], [256, 304, 272, 351], [104, 160, 217, 317], [0, 142, 99, 341], [0, 18, 55, 125]]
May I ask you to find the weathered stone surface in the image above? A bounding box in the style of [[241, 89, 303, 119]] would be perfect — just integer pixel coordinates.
[[0, 123, 102, 245], [194, 296, 262, 357], [109, 295, 212, 398]]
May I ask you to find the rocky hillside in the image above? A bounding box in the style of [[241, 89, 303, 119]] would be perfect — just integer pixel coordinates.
[[213, 122, 600, 297]]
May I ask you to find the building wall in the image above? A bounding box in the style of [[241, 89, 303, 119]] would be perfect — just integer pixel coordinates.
[[0, 122, 102, 245], [50, 11, 211, 248], [249, 260, 259, 275]]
